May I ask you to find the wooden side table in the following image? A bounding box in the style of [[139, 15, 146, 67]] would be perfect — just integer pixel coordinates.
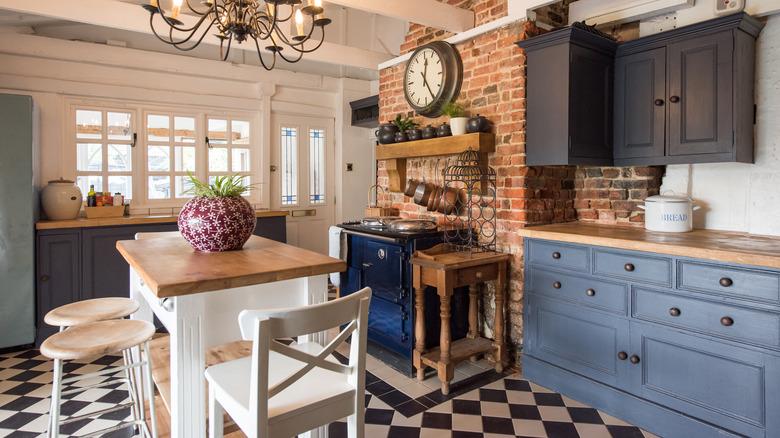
[[411, 246, 510, 395]]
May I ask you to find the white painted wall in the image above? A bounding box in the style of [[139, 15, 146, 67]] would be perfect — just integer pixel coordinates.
[[645, 3, 780, 235], [0, 32, 376, 223]]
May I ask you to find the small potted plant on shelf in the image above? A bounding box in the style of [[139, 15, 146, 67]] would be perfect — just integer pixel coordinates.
[[392, 114, 419, 142], [442, 101, 468, 136], [178, 174, 257, 252]]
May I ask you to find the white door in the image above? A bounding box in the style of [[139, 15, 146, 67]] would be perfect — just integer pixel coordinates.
[[271, 115, 335, 254]]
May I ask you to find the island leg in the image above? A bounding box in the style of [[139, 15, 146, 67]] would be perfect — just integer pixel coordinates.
[[169, 295, 207, 438], [413, 265, 426, 381]]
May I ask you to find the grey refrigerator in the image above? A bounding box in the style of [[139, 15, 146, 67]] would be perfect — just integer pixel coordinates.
[[0, 94, 37, 348]]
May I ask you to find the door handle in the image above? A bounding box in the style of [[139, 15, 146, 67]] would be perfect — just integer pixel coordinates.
[[270, 164, 278, 172], [362, 262, 373, 269], [40, 275, 50, 282], [290, 209, 316, 217]]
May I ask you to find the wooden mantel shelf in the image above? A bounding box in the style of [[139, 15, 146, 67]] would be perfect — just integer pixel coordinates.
[[377, 132, 495, 191], [375, 132, 494, 160]]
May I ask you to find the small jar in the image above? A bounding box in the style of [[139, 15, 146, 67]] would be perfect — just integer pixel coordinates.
[[113, 193, 124, 206]]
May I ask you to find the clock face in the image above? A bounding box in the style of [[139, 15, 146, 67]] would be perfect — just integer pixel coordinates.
[[405, 48, 444, 110], [403, 41, 463, 118]]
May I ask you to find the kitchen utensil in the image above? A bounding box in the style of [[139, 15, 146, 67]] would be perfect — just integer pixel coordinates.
[[394, 131, 408, 143], [437, 123, 452, 137], [467, 114, 492, 133], [413, 176, 434, 207], [375, 123, 398, 145], [639, 192, 700, 232], [404, 179, 419, 197], [421, 125, 437, 139], [361, 216, 402, 227], [427, 160, 442, 212], [407, 128, 422, 141], [41, 178, 82, 220], [387, 219, 437, 233]]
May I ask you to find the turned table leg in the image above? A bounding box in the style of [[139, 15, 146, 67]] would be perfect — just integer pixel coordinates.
[[413, 265, 426, 381], [468, 283, 480, 362], [493, 262, 507, 373], [438, 270, 454, 395]]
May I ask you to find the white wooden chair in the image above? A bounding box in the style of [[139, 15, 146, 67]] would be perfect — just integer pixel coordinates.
[[205, 287, 371, 438]]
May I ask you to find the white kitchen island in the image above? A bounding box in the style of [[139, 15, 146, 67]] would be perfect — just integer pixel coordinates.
[[116, 235, 346, 438]]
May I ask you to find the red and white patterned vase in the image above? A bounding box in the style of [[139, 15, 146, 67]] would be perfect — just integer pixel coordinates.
[[178, 196, 256, 252]]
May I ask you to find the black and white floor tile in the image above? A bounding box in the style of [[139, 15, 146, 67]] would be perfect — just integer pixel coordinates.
[[0, 348, 657, 437]]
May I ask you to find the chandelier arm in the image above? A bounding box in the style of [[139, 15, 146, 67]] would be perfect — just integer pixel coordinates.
[[276, 45, 305, 63], [184, 0, 209, 16], [150, 15, 219, 52], [221, 33, 234, 61], [148, 13, 200, 45], [287, 26, 326, 54], [152, 5, 211, 33], [253, 37, 278, 71], [281, 16, 318, 48], [250, 14, 275, 40]]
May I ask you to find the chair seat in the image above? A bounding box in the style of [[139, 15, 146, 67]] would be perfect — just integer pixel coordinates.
[[41, 319, 156, 361], [44, 297, 139, 327], [205, 341, 356, 427]]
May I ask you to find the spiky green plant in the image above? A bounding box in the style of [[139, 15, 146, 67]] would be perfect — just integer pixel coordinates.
[[392, 114, 419, 131], [441, 101, 465, 118], [184, 173, 254, 198]]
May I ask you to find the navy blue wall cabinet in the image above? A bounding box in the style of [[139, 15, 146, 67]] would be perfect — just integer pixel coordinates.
[[523, 238, 780, 438], [35, 217, 285, 345]]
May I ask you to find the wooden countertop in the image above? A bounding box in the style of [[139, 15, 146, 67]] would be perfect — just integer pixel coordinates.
[[36, 210, 287, 230], [517, 222, 780, 270], [116, 235, 345, 298]]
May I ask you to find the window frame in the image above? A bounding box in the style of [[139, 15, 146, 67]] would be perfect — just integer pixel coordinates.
[[66, 98, 263, 209]]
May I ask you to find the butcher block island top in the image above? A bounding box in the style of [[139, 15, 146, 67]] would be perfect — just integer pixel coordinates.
[[518, 222, 780, 270], [116, 235, 345, 298]]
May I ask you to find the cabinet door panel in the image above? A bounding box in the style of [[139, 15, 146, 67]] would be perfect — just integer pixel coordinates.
[[629, 322, 774, 437], [614, 48, 666, 159], [667, 31, 733, 156], [526, 295, 630, 388], [36, 231, 81, 345]]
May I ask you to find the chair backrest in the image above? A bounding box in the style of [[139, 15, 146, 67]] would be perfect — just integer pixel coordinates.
[[134, 231, 182, 240], [238, 287, 371, 434]]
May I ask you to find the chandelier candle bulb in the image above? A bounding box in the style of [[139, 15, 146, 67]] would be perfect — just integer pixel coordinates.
[[293, 8, 305, 40], [170, 0, 182, 19]]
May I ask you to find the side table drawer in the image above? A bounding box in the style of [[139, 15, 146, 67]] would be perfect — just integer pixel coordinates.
[[594, 249, 671, 286], [678, 261, 780, 304], [527, 240, 589, 272], [632, 286, 780, 349], [530, 268, 628, 315]]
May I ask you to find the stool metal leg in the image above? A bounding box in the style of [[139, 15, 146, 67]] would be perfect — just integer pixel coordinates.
[[143, 341, 158, 438], [48, 359, 63, 438], [122, 349, 142, 429]]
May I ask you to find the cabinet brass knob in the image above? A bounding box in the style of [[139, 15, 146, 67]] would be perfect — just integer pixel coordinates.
[[721, 316, 734, 327], [624, 263, 635, 272], [669, 307, 681, 317], [553, 281, 562, 289], [552, 251, 561, 259], [586, 288, 596, 297], [40, 275, 50, 282], [475, 271, 483, 280], [719, 277, 733, 287], [630, 355, 640, 364], [654, 99, 664, 106], [618, 351, 628, 360], [669, 95, 680, 103]]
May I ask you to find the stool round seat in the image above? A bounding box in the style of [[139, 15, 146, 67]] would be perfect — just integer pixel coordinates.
[[44, 297, 139, 327], [41, 319, 156, 361]]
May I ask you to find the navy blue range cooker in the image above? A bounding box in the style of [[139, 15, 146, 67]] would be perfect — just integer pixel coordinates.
[[338, 221, 469, 375]]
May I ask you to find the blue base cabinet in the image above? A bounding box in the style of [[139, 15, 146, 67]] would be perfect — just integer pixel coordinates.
[[523, 238, 780, 437]]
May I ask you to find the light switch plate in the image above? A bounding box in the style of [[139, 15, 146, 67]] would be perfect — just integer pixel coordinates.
[[715, 0, 745, 16]]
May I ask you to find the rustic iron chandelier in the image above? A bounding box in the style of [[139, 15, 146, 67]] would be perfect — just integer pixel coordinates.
[[142, 0, 331, 70]]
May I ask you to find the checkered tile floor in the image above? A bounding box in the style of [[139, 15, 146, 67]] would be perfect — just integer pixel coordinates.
[[0, 348, 657, 437]]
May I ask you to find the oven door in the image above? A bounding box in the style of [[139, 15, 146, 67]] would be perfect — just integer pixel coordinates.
[[361, 239, 408, 304]]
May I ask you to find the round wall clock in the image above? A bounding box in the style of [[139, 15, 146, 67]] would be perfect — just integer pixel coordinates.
[[403, 41, 463, 118]]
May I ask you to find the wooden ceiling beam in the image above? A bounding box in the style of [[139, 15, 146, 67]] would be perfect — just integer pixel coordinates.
[[0, 0, 393, 70], [325, 0, 474, 33]]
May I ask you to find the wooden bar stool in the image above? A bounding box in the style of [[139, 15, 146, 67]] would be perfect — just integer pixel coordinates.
[[40, 319, 158, 438]]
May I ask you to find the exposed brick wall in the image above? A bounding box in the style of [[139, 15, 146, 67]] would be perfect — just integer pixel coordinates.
[[574, 166, 665, 225], [377, 0, 664, 358]]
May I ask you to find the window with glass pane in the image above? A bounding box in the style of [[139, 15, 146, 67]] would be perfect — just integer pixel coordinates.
[[309, 128, 326, 204], [146, 113, 196, 200], [207, 117, 252, 195], [281, 127, 298, 206], [75, 108, 133, 201]]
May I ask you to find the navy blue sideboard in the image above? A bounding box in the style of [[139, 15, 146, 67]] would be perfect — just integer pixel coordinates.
[[35, 216, 286, 346], [523, 238, 780, 438]]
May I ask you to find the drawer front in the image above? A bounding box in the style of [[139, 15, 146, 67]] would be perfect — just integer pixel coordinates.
[[367, 297, 411, 357], [525, 295, 631, 388], [678, 261, 780, 305], [632, 287, 780, 349], [593, 249, 672, 286], [527, 240, 589, 272], [630, 322, 776, 437], [456, 263, 498, 287], [529, 268, 628, 315]]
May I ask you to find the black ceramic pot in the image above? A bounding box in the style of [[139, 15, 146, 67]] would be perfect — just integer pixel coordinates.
[[421, 125, 437, 139], [467, 114, 492, 133], [394, 131, 408, 142], [437, 123, 452, 137], [407, 129, 422, 141], [375, 122, 399, 145]]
